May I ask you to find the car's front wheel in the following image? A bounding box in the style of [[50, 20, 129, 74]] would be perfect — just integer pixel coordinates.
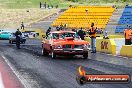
[[83, 53, 88, 59], [51, 51, 56, 59], [9, 40, 11, 44], [42, 48, 49, 56], [11, 41, 14, 44]]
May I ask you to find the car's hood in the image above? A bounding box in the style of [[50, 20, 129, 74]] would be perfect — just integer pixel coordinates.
[[53, 39, 89, 45]]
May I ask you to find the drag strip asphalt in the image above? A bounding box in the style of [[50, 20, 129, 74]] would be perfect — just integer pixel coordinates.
[[0, 55, 24, 88], [0, 39, 132, 88]]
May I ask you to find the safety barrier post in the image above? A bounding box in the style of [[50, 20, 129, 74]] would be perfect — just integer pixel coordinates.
[[120, 45, 132, 57]]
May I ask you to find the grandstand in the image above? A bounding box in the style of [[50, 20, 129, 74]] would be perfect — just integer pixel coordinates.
[[52, 6, 115, 29], [115, 6, 132, 33]]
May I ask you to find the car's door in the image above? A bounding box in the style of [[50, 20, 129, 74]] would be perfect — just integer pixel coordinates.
[[44, 34, 52, 51], [1, 32, 8, 38], [2, 32, 11, 39]]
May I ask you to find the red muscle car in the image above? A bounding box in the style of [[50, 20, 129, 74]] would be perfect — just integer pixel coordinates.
[[41, 31, 90, 59]]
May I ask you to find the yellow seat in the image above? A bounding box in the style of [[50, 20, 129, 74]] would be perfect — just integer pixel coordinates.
[[52, 6, 115, 29]]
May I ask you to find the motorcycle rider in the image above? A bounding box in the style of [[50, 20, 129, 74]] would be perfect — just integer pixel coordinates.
[[15, 29, 22, 49]]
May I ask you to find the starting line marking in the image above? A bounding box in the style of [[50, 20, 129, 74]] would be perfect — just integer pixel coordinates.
[[0, 72, 4, 88]]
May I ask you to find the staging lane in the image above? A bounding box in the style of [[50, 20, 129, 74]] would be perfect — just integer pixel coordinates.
[[0, 39, 132, 88]]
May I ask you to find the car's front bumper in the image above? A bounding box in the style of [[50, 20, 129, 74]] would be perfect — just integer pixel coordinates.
[[53, 48, 88, 55]]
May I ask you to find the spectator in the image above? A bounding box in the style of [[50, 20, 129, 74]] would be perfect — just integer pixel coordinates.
[[124, 25, 132, 45], [56, 5, 58, 8], [56, 26, 60, 31], [21, 22, 24, 30], [77, 28, 86, 40], [69, 5, 72, 7], [89, 23, 96, 53], [103, 30, 109, 39], [47, 4, 49, 9], [44, 2, 47, 9], [40, 2, 42, 8], [63, 24, 67, 30], [46, 27, 51, 37], [60, 24, 63, 30], [51, 5, 53, 8], [72, 29, 76, 32]]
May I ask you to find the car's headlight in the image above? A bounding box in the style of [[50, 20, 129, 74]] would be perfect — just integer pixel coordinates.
[[55, 45, 62, 49]]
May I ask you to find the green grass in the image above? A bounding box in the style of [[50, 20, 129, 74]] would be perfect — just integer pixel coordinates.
[[0, 0, 132, 9], [0, 0, 62, 9]]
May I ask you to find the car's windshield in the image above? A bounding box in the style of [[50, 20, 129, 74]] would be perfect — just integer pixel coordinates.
[[52, 32, 80, 39]]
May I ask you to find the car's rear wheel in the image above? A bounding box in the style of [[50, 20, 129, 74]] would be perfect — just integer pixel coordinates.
[[51, 51, 56, 59], [11, 41, 14, 44], [83, 53, 88, 59], [9, 40, 11, 44], [42, 48, 49, 56]]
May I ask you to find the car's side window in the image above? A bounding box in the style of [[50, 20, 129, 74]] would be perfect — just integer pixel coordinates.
[[52, 33, 59, 39]]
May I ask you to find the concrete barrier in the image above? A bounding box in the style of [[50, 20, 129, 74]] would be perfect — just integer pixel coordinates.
[[84, 37, 91, 43], [85, 37, 116, 55], [120, 45, 132, 57], [96, 39, 116, 55]]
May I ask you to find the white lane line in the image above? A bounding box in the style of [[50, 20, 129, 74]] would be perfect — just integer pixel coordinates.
[[96, 52, 129, 59], [0, 72, 4, 88], [1, 55, 28, 88]]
